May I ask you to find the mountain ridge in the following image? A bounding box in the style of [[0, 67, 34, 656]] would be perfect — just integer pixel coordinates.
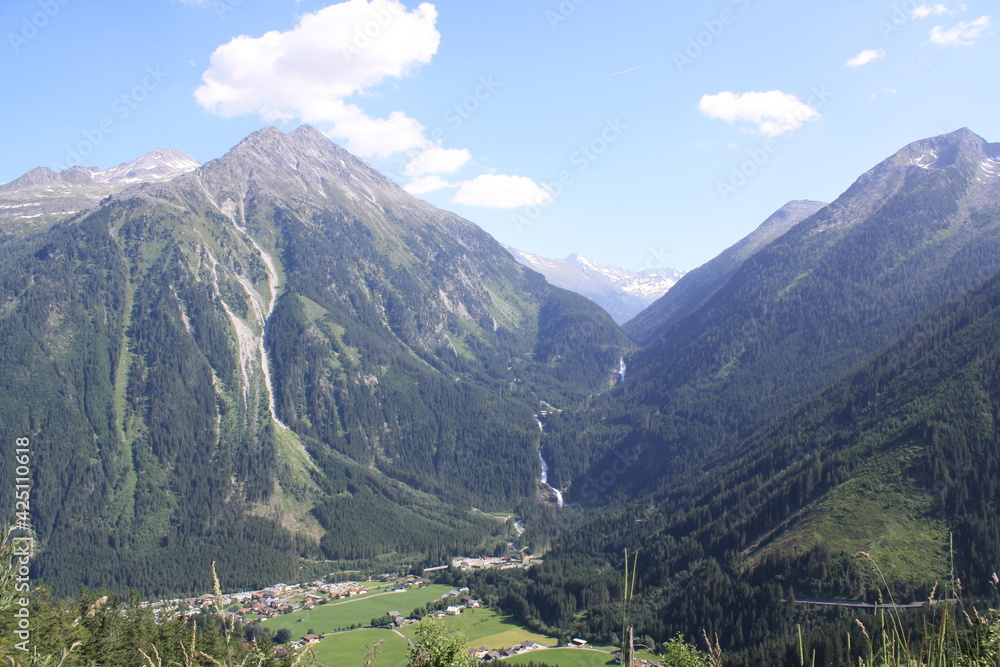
[[0, 124, 632, 596]]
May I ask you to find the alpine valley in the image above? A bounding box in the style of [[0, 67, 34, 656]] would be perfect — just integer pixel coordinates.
[[3, 125, 1000, 662]]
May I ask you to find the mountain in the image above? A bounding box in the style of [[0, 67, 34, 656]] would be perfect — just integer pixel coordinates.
[[549, 128, 1000, 492], [504, 246, 685, 324], [0, 126, 631, 596], [476, 128, 1000, 659], [0, 149, 200, 238], [624, 200, 826, 345]]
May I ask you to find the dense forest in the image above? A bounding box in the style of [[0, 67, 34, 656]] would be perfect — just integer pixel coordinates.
[[3, 126, 1000, 665], [449, 257, 1000, 662]]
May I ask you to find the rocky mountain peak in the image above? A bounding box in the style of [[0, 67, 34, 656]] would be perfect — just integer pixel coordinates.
[[888, 127, 998, 171], [195, 125, 410, 211]]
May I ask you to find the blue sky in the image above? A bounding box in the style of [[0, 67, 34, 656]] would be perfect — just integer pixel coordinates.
[[0, 0, 996, 270]]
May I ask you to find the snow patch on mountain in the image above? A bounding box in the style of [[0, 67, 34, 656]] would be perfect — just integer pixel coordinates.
[[505, 246, 685, 324]]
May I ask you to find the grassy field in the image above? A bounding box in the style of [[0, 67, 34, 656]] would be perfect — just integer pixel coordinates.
[[260, 584, 643, 667], [260, 583, 455, 638], [504, 647, 617, 667], [399, 607, 557, 649], [297, 606, 561, 666], [307, 628, 411, 667], [750, 449, 950, 588]]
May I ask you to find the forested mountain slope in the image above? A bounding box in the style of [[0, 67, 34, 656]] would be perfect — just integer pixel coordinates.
[[477, 197, 1000, 663], [0, 126, 631, 596], [546, 128, 1000, 497], [624, 199, 826, 345]]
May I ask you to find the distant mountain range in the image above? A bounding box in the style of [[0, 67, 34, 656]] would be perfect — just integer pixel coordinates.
[[0, 148, 200, 237], [4, 123, 1000, 663], [503, 246, 685, 324]]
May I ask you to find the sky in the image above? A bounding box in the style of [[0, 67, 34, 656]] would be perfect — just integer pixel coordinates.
[[0, 0, 997, 271]]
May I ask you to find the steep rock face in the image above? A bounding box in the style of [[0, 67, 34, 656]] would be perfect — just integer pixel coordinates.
[[0, 126, 632, 596]]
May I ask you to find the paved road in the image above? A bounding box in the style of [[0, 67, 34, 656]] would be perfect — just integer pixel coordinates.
[[794, 598, 937, 610]]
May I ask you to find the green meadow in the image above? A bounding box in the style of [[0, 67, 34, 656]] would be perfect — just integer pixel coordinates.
[[398, 607, 556, 650], [504, 648, 618, 667], [307, 628, 412, 667], [260, 583, 455, 637]]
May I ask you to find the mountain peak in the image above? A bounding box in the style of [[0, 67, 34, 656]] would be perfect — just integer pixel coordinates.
[[0, 166, 61, 191], [889, 127, 998, 171], [198, 125, 418, 212]]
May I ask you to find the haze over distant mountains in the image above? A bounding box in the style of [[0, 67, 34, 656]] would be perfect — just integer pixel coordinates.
[[4, 124, 1000, 662], [503, 246, 685, 324]]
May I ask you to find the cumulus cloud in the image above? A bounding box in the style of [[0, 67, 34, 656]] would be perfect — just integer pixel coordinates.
[[453, 174, 553, 209], [698, 90, 820, 137], [845, 48, 886, 67], [404, 145, 472, 177], [929, 16, 991, 45], [404, 175, 455, 195], [195, 0, 440, 157], [911, 4, 949, 19]]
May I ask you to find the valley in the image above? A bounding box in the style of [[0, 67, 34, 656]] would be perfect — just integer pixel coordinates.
[[2, 125, 1000, 666]]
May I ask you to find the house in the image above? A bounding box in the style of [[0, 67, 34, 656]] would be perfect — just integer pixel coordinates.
[[445, 605, 461, 615], [572, 638, 588, 647], [302, 634, 321, 645], [484, 650, 501, 661]]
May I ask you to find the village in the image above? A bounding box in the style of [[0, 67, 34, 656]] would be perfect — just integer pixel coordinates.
[[144, 553, 663, 665]]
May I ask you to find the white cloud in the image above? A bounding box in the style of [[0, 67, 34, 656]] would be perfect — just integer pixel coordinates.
[[404, 175, 455, 195], [845, 48, 886, 67], [194, 0, 441, 157], [697, 90, 820, 137], [929, 16, 991, 45], [911, 4, 950, 19], [404, 145, 472, 177], [452, 174, 552, 209]]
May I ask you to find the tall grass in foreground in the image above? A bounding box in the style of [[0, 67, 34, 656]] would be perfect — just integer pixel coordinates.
[[789, 549, 1000, 667]]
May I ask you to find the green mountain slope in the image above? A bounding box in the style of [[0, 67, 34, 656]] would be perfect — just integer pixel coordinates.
[[475, 241, 1000, 659], [555, 128, 1000, 499], [624, 199, 826, 345], [0, 126, 632, 596], [468, 129, 1000, 659]]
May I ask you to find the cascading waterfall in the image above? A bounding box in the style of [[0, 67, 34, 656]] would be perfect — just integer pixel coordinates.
[[536, 416, 564, 507]]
